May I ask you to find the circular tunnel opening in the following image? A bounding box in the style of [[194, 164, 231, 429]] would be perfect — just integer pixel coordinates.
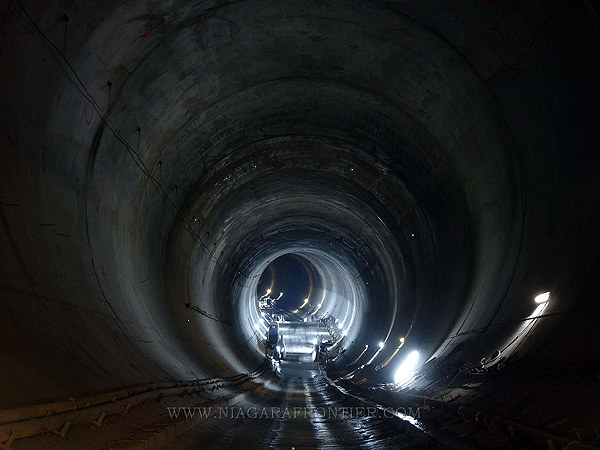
[[251, 249, 366, 364], [167, 124, 476, 384], [229, 220, 397, 371], [175, 158, 423, 380], [256, 253, 317, 314]]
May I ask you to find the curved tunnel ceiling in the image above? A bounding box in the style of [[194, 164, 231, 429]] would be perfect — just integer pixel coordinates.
[[1, 0, 599, 410]]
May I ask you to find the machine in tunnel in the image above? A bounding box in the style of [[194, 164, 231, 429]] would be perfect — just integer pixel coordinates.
[[1, 0, 600, 448]]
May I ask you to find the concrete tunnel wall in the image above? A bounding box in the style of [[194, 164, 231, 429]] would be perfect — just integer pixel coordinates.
[[1, 0, 599, 410]]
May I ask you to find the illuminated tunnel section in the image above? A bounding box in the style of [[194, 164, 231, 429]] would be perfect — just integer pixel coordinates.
[[174, 164, 415, 378]]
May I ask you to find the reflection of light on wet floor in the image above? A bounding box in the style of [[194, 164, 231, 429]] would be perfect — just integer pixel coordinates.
[[167, 365, 427, 449], [304, 377, 338, 445], [265, 375, 323, 449]]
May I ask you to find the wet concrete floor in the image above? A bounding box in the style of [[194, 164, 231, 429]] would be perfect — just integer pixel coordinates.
[[162, 362, 425, 449]]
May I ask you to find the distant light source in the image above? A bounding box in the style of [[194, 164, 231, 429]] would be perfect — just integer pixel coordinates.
[[394, 351, 420, 385], [376, 337, 406, 370], [365, 341, 385, 365], [535, 292, 550, 303]]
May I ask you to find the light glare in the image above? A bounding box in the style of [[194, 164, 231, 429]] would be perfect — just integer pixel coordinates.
[[394, 351, 420, 385], [535, 292, 550, 303]]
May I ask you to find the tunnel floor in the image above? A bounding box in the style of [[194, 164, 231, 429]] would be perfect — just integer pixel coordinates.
[[162, 362, 425, 450]]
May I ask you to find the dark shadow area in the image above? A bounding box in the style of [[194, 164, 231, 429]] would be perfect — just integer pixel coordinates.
[[257, 254, 315, 312]]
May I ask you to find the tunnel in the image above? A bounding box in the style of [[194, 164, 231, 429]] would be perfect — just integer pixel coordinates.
[[1, 0, 599, 449]]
